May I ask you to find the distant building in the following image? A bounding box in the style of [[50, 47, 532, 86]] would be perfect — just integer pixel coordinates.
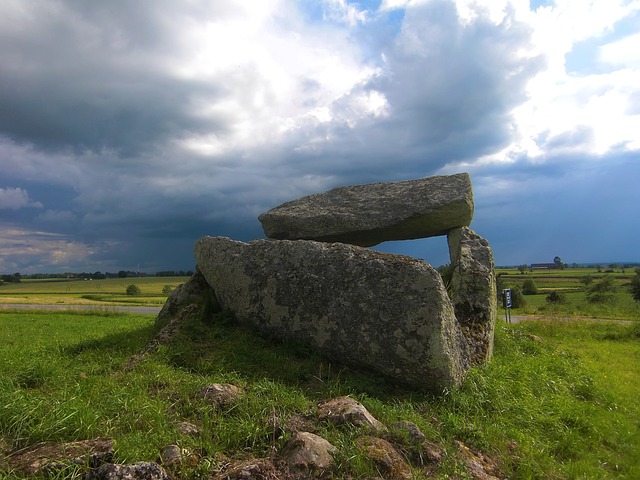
[[530, 263, 557, 270]]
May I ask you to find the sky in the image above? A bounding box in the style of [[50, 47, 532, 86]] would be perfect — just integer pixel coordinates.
[[1, 0, 639, 274]]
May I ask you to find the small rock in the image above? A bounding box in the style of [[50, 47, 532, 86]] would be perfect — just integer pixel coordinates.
[[176, 421, 200, 436], [211, 458, 290, 479], [394, 420, 426, 443], [356, 436, 412, 480], [159, 445, 183, 465], [88, 461, 168, 480], [456, 441, 501, 480], [198, 383, 243, 408], [318, 396, 387, 433], [420, 440, 444, 464], [280, 431, 337, 475]]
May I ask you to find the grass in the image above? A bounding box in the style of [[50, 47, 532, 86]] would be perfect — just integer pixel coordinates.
[[1, 309, 639, 479], [0, 276, 190, 306], [497, 267, 640, 320]]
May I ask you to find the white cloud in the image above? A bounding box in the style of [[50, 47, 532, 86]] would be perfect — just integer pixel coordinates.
[[599, 32, 640, 67], [322, 0, 369, 26], [480, 0, 640, 163], [0, 187, 42, 210], [0, 228, 98, 273]]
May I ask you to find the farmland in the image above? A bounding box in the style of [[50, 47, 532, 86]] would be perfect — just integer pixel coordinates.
[[495, 266, 640, 321], [0, 276, 190, 307]]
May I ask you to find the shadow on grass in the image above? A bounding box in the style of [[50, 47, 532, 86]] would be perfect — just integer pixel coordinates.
[[159, 310, 419, 401]]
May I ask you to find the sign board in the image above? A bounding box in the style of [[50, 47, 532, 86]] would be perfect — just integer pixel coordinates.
[[503, 289, 512, 308]]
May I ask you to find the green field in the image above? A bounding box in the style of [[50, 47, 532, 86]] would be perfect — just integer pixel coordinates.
[[496, 267, 640, 321], [0, 309, 639, 479], [0, 276, 190, 306]]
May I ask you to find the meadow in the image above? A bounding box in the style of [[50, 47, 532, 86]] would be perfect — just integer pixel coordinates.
[[0, 306, 639, 479], [0, 276, 190, 307], [496, 267, 640, 321]]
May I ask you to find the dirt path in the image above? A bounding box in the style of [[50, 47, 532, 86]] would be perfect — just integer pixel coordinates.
[[0, 304, 162, 315]]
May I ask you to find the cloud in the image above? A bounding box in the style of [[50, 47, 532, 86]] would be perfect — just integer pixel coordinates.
[[0, 187, 43, 210], [0, 0, 638, 272]]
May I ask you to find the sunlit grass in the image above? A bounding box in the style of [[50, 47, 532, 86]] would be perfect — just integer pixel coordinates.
[[0, 277, 189, 306], [1, 310, 639, 479]]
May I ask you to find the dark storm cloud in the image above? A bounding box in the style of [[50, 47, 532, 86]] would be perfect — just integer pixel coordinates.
[[278, 0, 543, 186], [1, 0, 637, 273], [0, 1, 233, 155]]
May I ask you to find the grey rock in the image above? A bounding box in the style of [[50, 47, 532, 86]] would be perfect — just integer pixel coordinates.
[[447, 227, 497, 365], [258, 173, 473, 246], [88, 461, 168, 480], [280, 432, 337, 474], [198, 383, 244, 408], [195, 236, 467, 391], [394, 420, 426, 443], [421, 440, 444, 464], [158, 445, 183, 466], [356, 436, 413, 480], [317, 396, 386, 433], [156, 268, 218, 327], [176, 421, 200, 436]]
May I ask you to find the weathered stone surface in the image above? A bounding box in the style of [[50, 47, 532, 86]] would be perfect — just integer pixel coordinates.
[[176, 421, 200, 436], [194, 236, 467, 391], [158, 445, 184, 466], [456, 441, 502, 480], [156, 268, 218, 327], [280, 432, 337, 475], [393, 420, 426, 443], [318, 396, 386, 433], [258, 173, 473, 247], [356, 436, 413, 480], [88, 462, 169, 480], [447, 227, 497, 365], [198, 383, 244, 408]]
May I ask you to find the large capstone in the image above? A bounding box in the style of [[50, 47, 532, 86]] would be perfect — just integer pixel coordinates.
[[194, 236, 467, 392], [447, 227, 497, 365], [258, 173, 474, 247]]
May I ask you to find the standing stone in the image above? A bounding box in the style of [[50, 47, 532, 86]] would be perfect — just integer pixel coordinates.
[[447, 227, 497, 365], [258, 173, 473, 247], [194, 236, 467, 391]]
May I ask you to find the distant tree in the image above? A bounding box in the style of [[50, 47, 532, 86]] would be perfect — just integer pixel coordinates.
[[580, 275, 594, 287], [126, 284, 141, 296], [517, 264, 529, 274], [553, 256, 565, 270], [512, 286, 526, 308], [630, 271, 640, 303], [1, 273, 21, 283], [118, 270, 128, 278], [546, 290, 566, 304], [522, 278, 538, 295], [586, 276, 616, 303], [92, 271, 106, 280]]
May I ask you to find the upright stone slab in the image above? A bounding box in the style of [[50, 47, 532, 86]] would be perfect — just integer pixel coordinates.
[[447, 227, 497, 365], [258, 173, 473, 247], [194, 236, 467, 391]]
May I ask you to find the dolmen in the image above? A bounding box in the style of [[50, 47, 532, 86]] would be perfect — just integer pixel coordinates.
[[159, 173, 496, 393]]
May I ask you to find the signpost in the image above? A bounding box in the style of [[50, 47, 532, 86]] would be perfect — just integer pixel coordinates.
[[502, 288, 512, 324]]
